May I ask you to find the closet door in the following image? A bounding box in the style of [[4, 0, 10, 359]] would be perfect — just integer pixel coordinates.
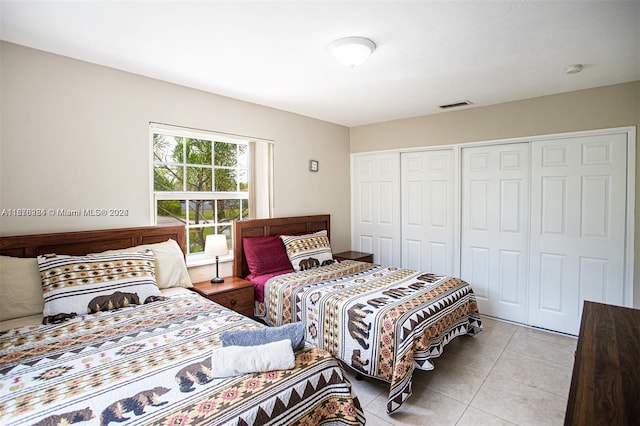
[[401, 150, 455, 275], [352, 152, 401, 266], [460, 143, 530, 324], [529, 133, 628, 335]]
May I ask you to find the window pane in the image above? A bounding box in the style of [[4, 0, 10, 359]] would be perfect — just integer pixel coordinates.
[[189, 227, 215, 254], [237, 144, 248, 168], [238, 169, 248, 192], [157, 200, 186, 223], [214, 168, 237, 192], [241, 199, 249, 220], [216, 199, 241, 222], [154, 165, 183, 191], [219, 226, 232, 250], [185, 138, 212, 165], [153, 134, 181, 163], [215, 142, 237, 167], [188, 200, 213, 225], [186, 166, 212, 192]]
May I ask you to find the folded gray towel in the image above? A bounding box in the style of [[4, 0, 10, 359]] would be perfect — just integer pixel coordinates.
[[220, 322, 305, 351]]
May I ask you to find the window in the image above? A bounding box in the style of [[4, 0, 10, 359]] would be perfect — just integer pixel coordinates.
[[151, 123, 272, 260]]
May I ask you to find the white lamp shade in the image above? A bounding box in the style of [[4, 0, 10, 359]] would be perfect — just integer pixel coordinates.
[[329, 37, 376, 67], [205, 234, 228, 257]]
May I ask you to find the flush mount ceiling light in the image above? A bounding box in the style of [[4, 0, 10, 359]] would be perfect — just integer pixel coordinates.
[[329, 37, 376, 68]]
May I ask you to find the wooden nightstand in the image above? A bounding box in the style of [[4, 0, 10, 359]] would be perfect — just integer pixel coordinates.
[[333, 250, 374, 263], [191, 276, 254, 317]]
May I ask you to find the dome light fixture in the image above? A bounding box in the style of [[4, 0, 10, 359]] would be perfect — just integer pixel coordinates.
[[329, 37, 376, 68]]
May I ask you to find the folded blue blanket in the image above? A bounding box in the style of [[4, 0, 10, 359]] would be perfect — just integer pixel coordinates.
[[220, 322, 305, 351]]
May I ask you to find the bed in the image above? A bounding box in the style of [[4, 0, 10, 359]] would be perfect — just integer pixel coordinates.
[[0, 225, 365, 426], [233, 215, 483, 414]]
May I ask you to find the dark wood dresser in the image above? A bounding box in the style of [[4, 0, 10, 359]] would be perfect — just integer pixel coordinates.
[[564, 301, 640, 425]]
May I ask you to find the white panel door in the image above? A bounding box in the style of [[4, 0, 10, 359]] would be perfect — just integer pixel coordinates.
[[461, 143, 530, 323], [352, 152, 401, 266], [401, 150, 455, 275], [529, 133, 628, 335]]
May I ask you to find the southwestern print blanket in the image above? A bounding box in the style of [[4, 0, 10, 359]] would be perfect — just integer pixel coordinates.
[[0, 293, 364, 426], [262, 260, 482, 414]]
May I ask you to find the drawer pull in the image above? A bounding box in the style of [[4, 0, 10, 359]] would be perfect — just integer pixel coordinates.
[[230, 299, 237, 306]]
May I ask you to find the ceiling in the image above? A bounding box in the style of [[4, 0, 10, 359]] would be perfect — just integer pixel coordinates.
[[1, 1, 639, 127]]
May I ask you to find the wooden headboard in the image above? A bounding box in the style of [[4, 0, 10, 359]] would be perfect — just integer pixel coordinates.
[[0, 225, 186, 258], [232, 214, 330, 278]]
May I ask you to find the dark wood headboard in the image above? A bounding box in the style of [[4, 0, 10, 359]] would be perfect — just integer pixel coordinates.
[[0, 225, 186, 258], [232, 215, 330, 278]]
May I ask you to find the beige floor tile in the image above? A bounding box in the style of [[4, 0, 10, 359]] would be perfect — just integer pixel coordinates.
[[365, 386, 468, 426], [432, 332, 505, 374], [413, 358, 488, 404], [504, 327, 577, 367], [492, 352, 573, 397], [456, 406, 517, 426], [470, 373, 567, 425], [362, 410, 395, 426], [476, 317, 519, 346]]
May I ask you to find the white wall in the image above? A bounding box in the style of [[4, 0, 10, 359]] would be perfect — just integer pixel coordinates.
[[0, 42, 352, 279]]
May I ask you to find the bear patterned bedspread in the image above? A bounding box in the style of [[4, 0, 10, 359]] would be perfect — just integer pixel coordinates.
[[0, 292, 364, 426], [262, 260, 483, 414]]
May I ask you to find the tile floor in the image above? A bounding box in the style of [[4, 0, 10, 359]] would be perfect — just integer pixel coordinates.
[[344, 317, 578, 426]]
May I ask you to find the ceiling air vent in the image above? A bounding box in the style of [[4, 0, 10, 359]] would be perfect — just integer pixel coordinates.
[[439, 100, 473, 109]]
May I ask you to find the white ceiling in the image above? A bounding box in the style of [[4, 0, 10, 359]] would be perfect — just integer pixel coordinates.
[[1, 1, 639, 127]]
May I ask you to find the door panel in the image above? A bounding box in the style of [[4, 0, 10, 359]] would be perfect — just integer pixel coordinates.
[[352, 153, 401, 266], [529, 133, 627, 335], [400, 150, 454, 275], [461, 143, 529, 323]]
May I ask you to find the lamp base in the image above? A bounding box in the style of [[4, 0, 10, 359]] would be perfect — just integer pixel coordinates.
[[211, 277, 224, 284]]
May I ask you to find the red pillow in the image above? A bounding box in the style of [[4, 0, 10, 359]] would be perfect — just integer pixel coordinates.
[[242, 236, 292, 277]]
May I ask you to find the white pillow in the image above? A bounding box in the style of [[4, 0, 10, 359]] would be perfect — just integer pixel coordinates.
[[0, 256, 44, 321], [98, 239, 191, 289]]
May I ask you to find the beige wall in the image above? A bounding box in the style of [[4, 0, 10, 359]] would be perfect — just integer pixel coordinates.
[[350, 81, 639, 151], [0, 42, 351, 279], [351, 81, 640, 307]]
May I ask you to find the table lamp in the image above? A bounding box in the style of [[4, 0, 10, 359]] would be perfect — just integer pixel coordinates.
[[205, 234, 228, 283]]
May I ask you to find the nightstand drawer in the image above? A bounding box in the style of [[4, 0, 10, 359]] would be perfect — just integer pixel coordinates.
[[209, 287, 253, 313], [191, 277, 255, 317]]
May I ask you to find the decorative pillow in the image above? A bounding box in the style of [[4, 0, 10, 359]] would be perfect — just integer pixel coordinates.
[[242, 236, 292, 276], [280, 230, 335, 271], [37, 251, 162, 322], [95, 239, 191, 289], [0, 256, 45, 321]]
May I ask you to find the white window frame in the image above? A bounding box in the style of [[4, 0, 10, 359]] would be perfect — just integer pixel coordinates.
[[150, 123, 273, 265]]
